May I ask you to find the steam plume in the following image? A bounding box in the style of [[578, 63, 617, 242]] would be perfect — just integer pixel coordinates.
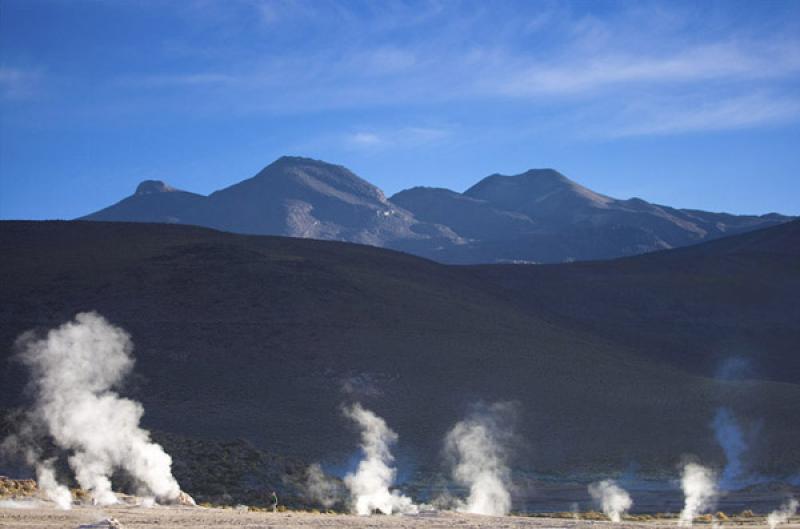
[[679, 463, 718, 526], [35, 460, 73, 509], [342, 403, 416, 515], [444, 402, 516, 516], [305, 463, 344, 509], [6, 312, 183, 505], [1, 415, 73, 510], [711, 408, 746, 488], [588, 479, 633, 522], [768, 498, 799, 529]]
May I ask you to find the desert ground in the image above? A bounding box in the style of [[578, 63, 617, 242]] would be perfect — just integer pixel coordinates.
[[1, 505, 798, 529]]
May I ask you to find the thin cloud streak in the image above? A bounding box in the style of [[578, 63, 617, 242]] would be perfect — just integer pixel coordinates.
[[344, 126, 452, 150], [606, 94, 800, 138], [495, 40, 800, 97], [119, 72, 239, 87]]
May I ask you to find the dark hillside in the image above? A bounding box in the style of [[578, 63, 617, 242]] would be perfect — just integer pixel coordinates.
[[0, 221, 798, 480], [469, 220, 800, 383]]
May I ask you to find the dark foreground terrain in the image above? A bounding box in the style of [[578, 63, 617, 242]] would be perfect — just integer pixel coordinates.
[[1, 220, 798, 505]]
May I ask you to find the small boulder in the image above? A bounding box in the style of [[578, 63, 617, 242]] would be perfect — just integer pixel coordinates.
[[78, 518, 123, 529]]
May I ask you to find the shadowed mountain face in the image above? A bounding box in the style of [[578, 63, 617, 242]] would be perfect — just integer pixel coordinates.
[[1, 220, 798, 479], [85, 180, 206, 225], [83, 157, 790, 264]]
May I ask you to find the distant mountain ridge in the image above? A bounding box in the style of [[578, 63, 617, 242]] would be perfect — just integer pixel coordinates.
[[85, 157, 463, 257], [83, 156, 791, 264]]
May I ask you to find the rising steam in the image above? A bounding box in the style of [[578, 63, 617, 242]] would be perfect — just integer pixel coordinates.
[[3, 312, 185, 506], [342, 403, 416, 515], [588, 479, 633, 522], [767, 498, 799, 529], [444, 402, 516, 516], [679, 463, 718, 526], [711, 408, 747, 488], [35, 460, 73, 509], [305, 463, 344, 509]]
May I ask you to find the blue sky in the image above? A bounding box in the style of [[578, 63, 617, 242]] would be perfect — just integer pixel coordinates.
[[1, 0, 799, 220]]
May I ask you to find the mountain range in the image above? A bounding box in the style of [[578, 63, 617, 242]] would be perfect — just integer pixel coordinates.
[[82, 156, 791, 264], [1, 219, 798, 485]]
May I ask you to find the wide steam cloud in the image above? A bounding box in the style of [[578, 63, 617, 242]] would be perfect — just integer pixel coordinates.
[[304, 462, 344, 509], [2, 312, 186, 507]]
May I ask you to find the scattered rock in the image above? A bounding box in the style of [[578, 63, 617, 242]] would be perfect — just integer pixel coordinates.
[[78, 518, 123, 529], [0, 477, 37, 498]]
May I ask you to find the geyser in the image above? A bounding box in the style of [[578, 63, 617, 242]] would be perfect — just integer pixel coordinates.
[[679, 463, 718, 527], [588, 479, 633, 522], [3, 312, 188, 506], [444, 402, 516, 516], [34, 460, 73, 510], [768, 498, 799, 529], [342, 403, 416, 515]]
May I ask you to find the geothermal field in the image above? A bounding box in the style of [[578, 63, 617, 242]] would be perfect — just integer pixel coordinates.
[[3, 1, 800, 527], [1, 310, 798, 528]]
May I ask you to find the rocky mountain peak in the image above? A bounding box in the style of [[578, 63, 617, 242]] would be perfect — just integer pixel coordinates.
[[135, 180, 176, 195]]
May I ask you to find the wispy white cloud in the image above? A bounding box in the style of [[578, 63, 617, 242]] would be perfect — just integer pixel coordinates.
[[114, 34, 800, 112], [348, 131, 384, 147], [0, 68, 43, 100], [131, 3, 800, 123], [8, 1, 800, 141], [118, 72, 238, 87], [493, 40, 800, 97], [606, 93, 800, 138], [344, 126, 451, 151]]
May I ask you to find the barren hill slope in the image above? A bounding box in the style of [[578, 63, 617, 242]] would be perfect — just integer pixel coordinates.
[[0, 221, 798, 480], [469, 219, 800, 383]]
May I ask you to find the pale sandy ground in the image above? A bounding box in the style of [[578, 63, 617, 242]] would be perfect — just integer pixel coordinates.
[[1, 505, 799, 529]]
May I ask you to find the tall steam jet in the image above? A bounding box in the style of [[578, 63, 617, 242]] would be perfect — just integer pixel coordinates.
[[342, 403, 416, 515], [679, 463, 718, 527], [2, 312, 190, 507], [444, 402, 516, 516]]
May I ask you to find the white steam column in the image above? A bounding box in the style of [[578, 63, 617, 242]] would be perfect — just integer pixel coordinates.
[[679, 463, 718, 527], [343, 403, 416, 515], [444, 402, 515, 516]]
